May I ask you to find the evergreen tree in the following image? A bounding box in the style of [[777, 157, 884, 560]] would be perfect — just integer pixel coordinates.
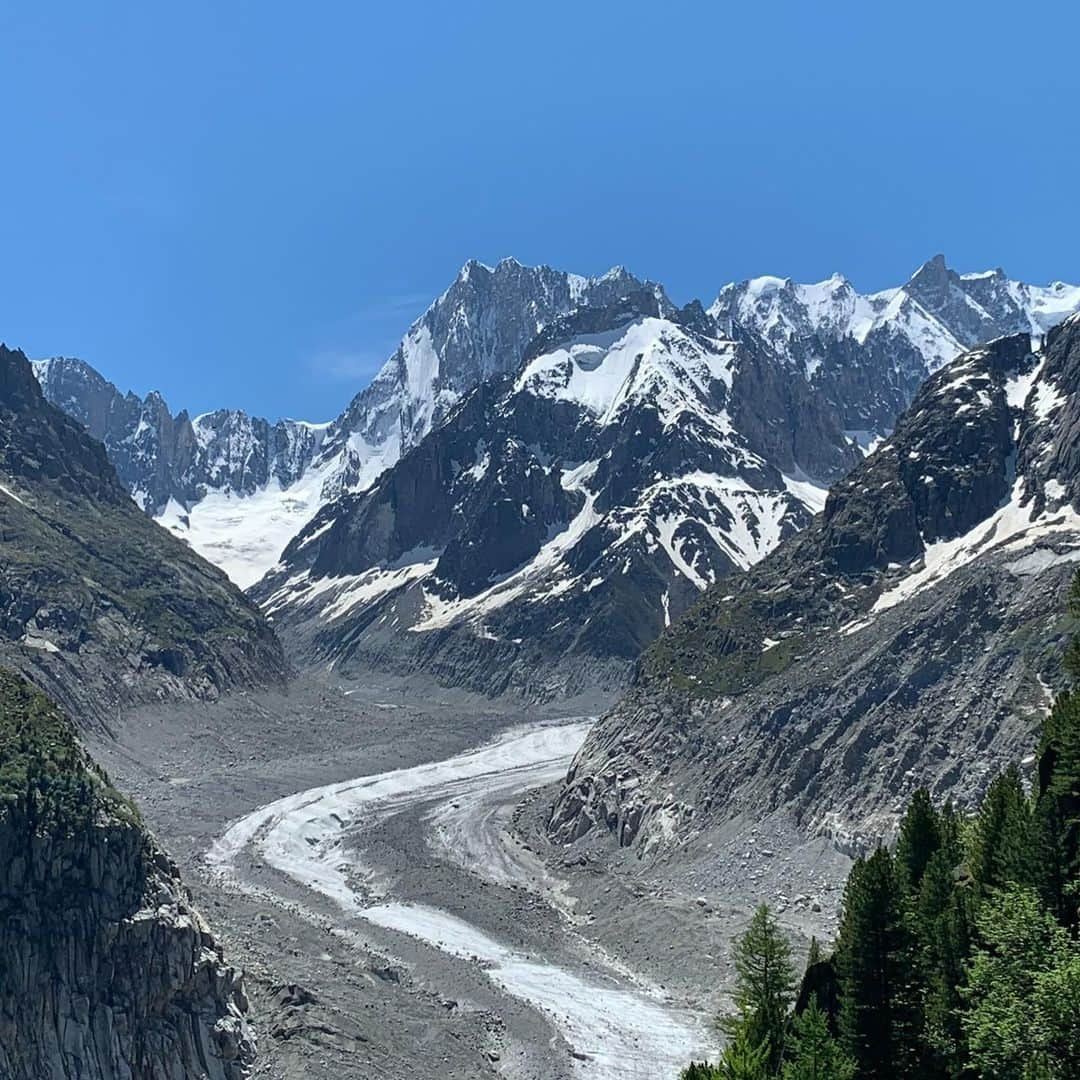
[[914, 849, 972, 1074], [1062, 569, 1080, 683], [783, 1000, 857, 1080], [681, 1064, 722, 1080], [835, 848, 918, 1079], [937, 799, 963, 869], [969, 765, 1034, 892], [963, 885, 1080, 1079], [1035, 687, 1080, 927], [1030, 790, 1070, 923], [721, 904, 796, 1073], [717, 1025, 771, 1080], [895, 788, 941, 896]]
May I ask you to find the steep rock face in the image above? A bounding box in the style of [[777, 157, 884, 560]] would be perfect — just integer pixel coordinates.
[[254, 296, 856, 699], [32, 359, 202, 511], [324, 260, 673, 465], [33, 357, 328, 586], [0, 345, 285, 727], [549, 317, 1080, 853], [34, 359, 324, 512], [0, 670, 253, 1080], [37, 258, 1080, 590]]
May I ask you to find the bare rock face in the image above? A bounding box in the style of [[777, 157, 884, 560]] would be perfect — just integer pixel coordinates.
[[0, 669, 254, 1080], [254, 294, 856, 699]]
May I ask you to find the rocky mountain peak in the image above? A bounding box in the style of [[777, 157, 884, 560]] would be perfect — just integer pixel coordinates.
[[253, 289, 857, 699], [33, 258, 1080, 596]]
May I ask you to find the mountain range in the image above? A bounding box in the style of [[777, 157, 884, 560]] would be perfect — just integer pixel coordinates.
[[8, 249, 1080, 1079], [33, 256, 1080, 698]]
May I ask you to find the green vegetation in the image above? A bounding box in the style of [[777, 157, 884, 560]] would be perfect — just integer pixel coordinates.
[[721, 905, 797, 1074], [678, 568, 1080, 1079], [783, 1002, 856, 1080], [0, 668, 138, 834]]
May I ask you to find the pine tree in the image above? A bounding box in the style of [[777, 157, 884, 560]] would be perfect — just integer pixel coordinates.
[[835, 848, 919, 1079], [895, 788, 941, 896], [783, 1000, 857, 1080], [795, 943, 840, 1028], [937, 798, 963, 868], [681, 1064, 722, 1080], [721, 904, 796, 1073], [914, 849, 972, 1074], [1063, 569, 1080, 683], [1035, 686, 1080, 927], [969, 765, 1034, 892], [717, 1024, 771, 1080]]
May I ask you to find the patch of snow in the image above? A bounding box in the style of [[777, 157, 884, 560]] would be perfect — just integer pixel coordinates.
[[157, 432, 401, 589], [845, 430, 886, 456], [21, 634, 59, 653], [1031, 379, 1066, 420], [782, 472, 828, 514], [1045, 478, 1068, 502], [872, 479, 1080, 615], [0, 481, 27, 507]]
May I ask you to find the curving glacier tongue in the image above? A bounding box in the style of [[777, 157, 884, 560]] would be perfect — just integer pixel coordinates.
[[208, 719, 718, 1078]]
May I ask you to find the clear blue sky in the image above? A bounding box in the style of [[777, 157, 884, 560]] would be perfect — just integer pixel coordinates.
[[2, 1, 1078, 421]]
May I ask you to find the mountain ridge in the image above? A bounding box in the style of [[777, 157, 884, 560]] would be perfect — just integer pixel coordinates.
[[0, 343, 286, 727], [548, 314, 1080, 854], [34, 257, 1080, 592], [251, 292, 856, 698]]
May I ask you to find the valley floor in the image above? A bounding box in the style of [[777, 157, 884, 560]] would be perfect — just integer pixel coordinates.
[[88, 675, 846, 1079]]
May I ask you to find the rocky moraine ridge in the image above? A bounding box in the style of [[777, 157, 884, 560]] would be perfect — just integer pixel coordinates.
[[551, 314, 1080, 855], [0, 669, 253, 1080]]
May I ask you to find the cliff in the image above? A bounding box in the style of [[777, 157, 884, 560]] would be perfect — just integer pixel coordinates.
[[0, 669, 253, 1079]]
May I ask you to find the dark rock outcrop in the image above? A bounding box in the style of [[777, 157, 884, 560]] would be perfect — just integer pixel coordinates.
[[0, 670, 253, 1080], [33, 358, 322, 515], [255, 299, 857, 700]]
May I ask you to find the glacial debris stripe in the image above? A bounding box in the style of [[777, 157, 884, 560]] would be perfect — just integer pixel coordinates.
[[207, 718, 718, 1078]]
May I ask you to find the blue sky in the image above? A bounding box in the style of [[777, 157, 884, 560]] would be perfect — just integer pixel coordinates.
[[2, 1, 1078, 421]]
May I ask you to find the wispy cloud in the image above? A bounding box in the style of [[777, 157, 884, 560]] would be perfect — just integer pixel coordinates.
[[305, 289, 433, 388], [308, 346, 390, 383], [352, 291, 432, 321]]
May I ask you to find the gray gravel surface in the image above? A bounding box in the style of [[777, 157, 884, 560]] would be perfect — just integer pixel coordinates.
[[88, 673, 843, 1079]]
